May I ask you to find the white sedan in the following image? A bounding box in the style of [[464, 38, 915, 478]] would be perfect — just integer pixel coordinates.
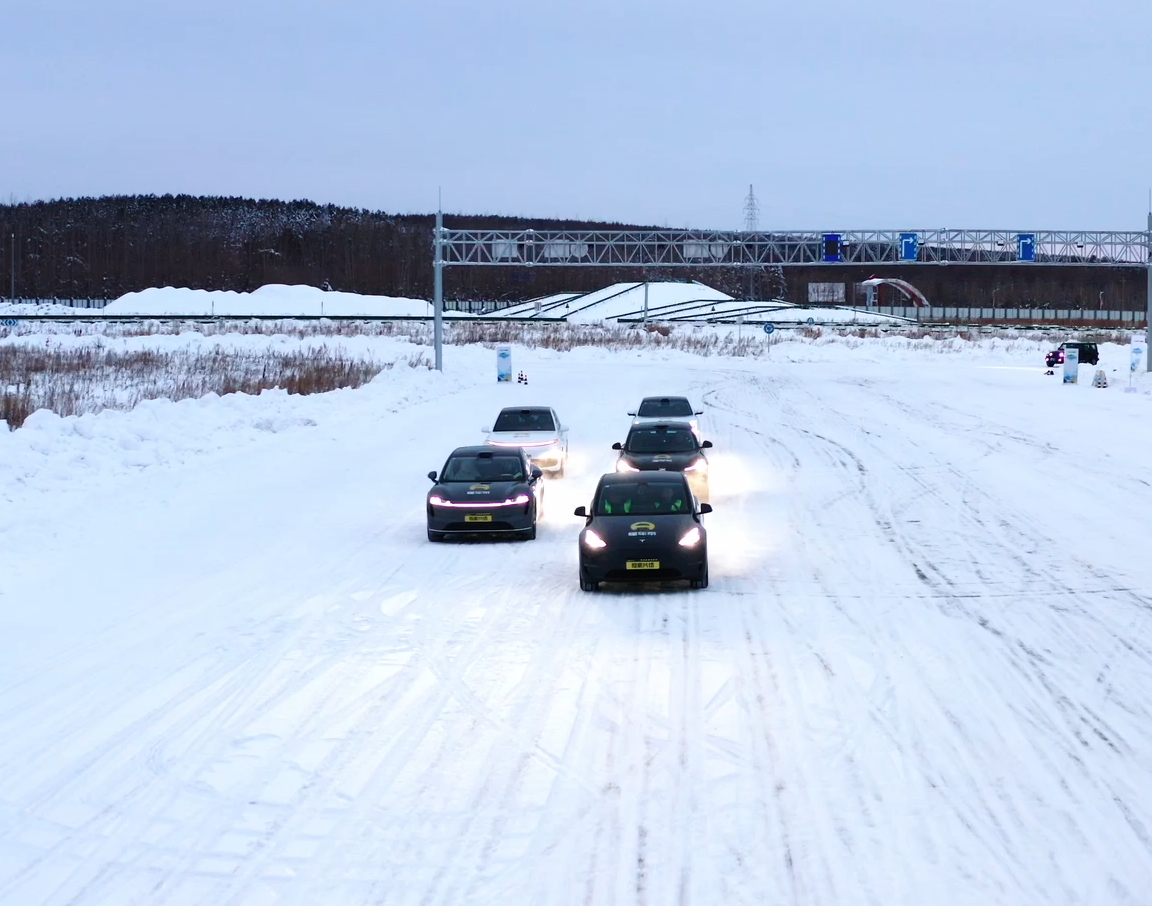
[[628, 396, 703, 438], [483, 406, 569, 476]]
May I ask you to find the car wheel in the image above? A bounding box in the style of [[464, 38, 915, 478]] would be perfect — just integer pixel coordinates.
[[579, 570, 599, 592], [691, 562, 709, 590], [523, 522, 537, 541], [427, 529, 445, 543]]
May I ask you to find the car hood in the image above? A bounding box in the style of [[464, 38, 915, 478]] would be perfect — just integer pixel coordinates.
[[429, 480, 530, 504], [618, 451, 703, 471], [588, 512, 701, 549], [485, 430, 559, 448]]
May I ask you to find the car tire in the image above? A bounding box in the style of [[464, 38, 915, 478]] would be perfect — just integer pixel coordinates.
[[524, 522, 537, 541], [579, 570, 599, 592], [691, 562, 709, 590], [427, 529, 445, 543]]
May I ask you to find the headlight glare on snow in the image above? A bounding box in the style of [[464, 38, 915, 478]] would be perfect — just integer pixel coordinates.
[[678, 527, 702, 547], [615, 459, 639, 472], [684, 458, 707, 472], [583, 529, 608, 549]]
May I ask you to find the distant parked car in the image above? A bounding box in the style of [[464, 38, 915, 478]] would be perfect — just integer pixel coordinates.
[[1045, 342, 1098, 368]]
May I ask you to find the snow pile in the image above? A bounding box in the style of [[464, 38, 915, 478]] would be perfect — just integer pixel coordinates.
[[0, 300, 90, 316], [103, 283, 433, 317]]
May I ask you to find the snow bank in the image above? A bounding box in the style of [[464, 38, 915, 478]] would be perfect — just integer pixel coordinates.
[[0, 301, 90, 316], [103, 283, 433, 317]]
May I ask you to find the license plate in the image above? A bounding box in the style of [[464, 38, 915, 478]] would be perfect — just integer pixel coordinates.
[[626, 560, 660, 570], [465, 514, 493, 523]]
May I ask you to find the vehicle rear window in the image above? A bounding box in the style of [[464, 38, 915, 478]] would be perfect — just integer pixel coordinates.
[[493, 409, 555, 432], [442, 454, 525, 482], [637, 398, 694, 417], [626, 427, 697, 453], [596, 479, 689, 516]]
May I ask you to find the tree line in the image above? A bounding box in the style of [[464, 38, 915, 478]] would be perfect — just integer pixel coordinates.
[[0, 195, 784, 305]]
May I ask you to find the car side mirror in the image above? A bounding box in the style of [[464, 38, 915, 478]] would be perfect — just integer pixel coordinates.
[[695, 410, 703, 415], [573, 506, 587, 517], [701, 440, 713, 448], [482, 426, 491, 434], [531, 466, 543, 480], [699, 503, 713, 514], [611, 442, 622, 450], [627, 411, 636, 416], [427, 471, 438, 482]]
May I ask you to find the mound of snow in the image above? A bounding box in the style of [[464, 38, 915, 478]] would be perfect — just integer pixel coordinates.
[[0, 301, 89, 316], [103, 284, 433, 317]]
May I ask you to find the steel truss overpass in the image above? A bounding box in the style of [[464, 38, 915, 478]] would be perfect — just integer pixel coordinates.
[[427, 216, 1152, 371]]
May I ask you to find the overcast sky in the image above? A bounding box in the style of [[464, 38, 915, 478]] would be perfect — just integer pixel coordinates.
[[3, 0, 1150, 230]]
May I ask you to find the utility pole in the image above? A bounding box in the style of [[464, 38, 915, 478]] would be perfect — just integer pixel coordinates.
[[1147, 205, 1151, 371], [9, 232, 14, 302], [434, 203, 444, 372]]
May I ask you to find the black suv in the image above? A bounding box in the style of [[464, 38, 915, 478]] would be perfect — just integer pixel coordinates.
[[1045, 342, 1098, 368]]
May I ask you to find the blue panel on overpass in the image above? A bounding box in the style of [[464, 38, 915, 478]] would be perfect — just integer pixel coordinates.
[[1017, 233, 1037, 262], [822, 234, 842, 263], [900, 233, 919, 261]]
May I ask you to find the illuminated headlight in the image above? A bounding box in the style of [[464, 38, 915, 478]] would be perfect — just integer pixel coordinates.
[[512, 494, 530, 505], [616, 459, 639, 472], [429, 496, 446, 506], [583, 529, 608, 549], [684, 458, 708, 472], [678, 527, 702, 547]]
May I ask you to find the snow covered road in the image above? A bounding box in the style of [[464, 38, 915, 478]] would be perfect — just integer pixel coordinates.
[[2, 340, 1152, 904]]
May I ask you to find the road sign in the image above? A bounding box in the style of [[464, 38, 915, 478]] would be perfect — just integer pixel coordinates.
[[822, 234, 842, 263], [763, 322, 775, 335], [1017, 233, 1037, 262], [900, 233, 919, 261], [806, 317, 815, 325], [0, 319, 16, 328]]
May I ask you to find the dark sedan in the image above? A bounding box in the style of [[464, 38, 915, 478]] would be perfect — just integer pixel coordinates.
[[574, 472, 711, 591], [613, 421, 712, 501], [427, 446, 543, 541]]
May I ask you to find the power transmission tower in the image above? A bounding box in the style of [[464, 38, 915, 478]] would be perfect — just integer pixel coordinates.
[[742, 185, 760, 300], [742, 184, 759, 233]]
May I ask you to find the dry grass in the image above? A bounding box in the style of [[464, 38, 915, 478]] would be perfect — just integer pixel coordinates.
[[1, 344, 430, 430]]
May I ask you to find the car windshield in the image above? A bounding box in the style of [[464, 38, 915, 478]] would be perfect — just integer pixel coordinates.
[[596, 479, 690, 516], [441, 454, 525, 482], [637, 398, 693, 418], [626, 427, 697, 453], [493, 409, 555, 432]]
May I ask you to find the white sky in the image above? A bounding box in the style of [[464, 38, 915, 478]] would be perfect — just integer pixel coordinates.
[[3, 0, 1150, 230]]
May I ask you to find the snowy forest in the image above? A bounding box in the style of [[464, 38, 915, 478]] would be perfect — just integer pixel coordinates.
[[0, 196, 783, 304]]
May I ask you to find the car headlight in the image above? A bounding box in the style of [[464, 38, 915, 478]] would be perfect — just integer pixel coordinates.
[[616, 459, 639, 472], [684, 458, 707, 472], [429, 496, 446, 506], [583, 529, 607, 549], [678, 527, 702, 547]]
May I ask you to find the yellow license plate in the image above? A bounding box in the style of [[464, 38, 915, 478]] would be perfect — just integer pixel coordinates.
[[626, 560, 660, 570], [465, 514, 493, 523]]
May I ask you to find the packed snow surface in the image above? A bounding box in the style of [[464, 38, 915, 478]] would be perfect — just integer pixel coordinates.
[[1, 332, 1151, 904], [103, 284, 434, 317]]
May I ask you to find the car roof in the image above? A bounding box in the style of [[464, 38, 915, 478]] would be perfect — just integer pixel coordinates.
[[627, 420, 695, 431], [449, 445, 524, 456], [596, 471, 690, 487], [497, 406, 553, 414], [639, 395, 691, 403]]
